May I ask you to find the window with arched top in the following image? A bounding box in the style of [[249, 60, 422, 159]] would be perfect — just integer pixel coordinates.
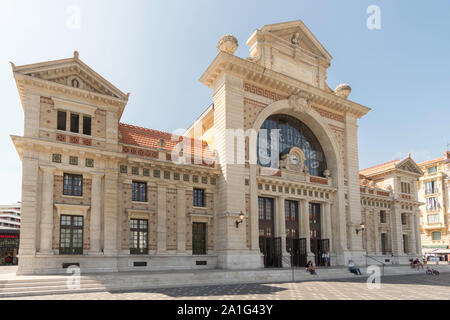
[[257, 114, 327, 177]]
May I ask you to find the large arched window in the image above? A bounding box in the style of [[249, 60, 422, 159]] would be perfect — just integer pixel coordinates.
[[257, 114, 327, 177]]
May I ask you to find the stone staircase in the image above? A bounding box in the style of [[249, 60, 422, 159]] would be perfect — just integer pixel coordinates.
[[0, 277, 107, 298], [1, 264, 449, 298]]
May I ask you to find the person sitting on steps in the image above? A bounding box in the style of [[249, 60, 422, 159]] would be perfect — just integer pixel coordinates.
[[306, 260, 317, 275], [348, 259, 362, 275]]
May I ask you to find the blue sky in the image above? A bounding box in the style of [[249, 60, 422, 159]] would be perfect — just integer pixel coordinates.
[[0, 0, 449, 203]]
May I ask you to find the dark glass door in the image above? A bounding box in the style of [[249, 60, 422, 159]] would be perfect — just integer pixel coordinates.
[[258, 197, 281, 267], [309, 203, 322, 266], [381, 233, 387, 255], [285, 200, 305, 267], [192, 222, 207, 255]]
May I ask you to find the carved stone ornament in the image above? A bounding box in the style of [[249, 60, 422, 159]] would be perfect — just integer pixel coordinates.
[[217, 34, 238, 54], [67, 75, 83, 89], [290, 32, 301, 45], [334, 83, 351, 99], [280, 147, 306, 173], [288, 93, 311, 113]]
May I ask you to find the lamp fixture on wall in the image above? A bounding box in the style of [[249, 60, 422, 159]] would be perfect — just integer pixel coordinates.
[[235, 211, 245, 228], [355, 223, 365, 235]]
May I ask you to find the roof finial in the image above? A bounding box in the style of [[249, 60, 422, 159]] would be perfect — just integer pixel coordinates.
[[73, 51, 79, 59], [408, 152, 412, 158]]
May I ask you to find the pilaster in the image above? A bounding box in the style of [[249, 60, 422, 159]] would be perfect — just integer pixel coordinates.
[[299, 199, 312, 257], [103, 159, 118, 255], [157, 184, 167, 253], [322, 202, 332, 252], [176, 186, 187, 253], [344, 114, 363, 252], [89, 172, 104, 254], [38, 165, 55, 254], [18, 152, 40, 256], [391, 203, 404, 258]]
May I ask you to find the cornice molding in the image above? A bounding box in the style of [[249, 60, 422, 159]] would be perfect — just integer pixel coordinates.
[[13, 73, 128, 116], [200, 52, 370, 119]]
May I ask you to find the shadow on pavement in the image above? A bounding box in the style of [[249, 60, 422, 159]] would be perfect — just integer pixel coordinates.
[[109, 282, 289, 298]]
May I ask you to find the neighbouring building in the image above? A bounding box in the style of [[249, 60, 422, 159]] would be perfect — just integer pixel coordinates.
[[0, 202, 21, 265], [418, 151, 450, 262], [0, 202, 21, 230], [11, 20, 423, 274], [359, 157, 423, 265]]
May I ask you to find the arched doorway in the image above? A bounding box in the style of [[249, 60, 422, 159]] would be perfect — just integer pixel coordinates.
[[250, 99, 346, 266]]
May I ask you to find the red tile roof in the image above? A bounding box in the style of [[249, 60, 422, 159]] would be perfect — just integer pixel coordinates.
[[417, 156, 445, 167], [119, 123, 215, 160], [359, 159, 400, 176]]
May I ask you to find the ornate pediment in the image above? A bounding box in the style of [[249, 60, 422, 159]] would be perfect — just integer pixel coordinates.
[[260, 20, 332, 61], [11, 51, 128, 100], [247, 20, 332, 88], [395, 157, 423, 176]]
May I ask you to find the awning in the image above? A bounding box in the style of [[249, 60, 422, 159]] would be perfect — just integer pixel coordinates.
[[433, 249, 450, 254], [423, 248, 450, 254]]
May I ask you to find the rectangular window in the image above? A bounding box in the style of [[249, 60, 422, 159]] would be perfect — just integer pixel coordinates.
[[425, 180, 438, 195], [427, 214, 440, 224], [432, 231, 441, 241], [401, 213, 407, 225], [59, 215, 83, 255], [380, 210, 386, 223], [426, 197, 440, 211], [130, 219, 148, 254], [401, 182, 411, 194], [192, 222, 206, 255], [428, 166, 437, 174], [193, 188, 205, 207], [57, 111, 66, 131], [70, 113, 79, 133], [82, 116, 91, 135], [285, 200, 299, 242], [63, 173, 83, 196], [132, 181, 147, 202]]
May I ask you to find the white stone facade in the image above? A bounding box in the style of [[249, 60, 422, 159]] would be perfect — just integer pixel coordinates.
[[11, 20, 422, 274]]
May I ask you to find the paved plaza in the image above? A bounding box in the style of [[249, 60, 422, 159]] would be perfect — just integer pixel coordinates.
[[2, 272, 449, 300]]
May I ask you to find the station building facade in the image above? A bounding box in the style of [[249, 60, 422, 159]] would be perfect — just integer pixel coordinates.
[[11, 20, 423, 274]]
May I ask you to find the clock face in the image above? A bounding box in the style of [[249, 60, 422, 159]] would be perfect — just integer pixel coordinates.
[[290, 154, 298, 165]]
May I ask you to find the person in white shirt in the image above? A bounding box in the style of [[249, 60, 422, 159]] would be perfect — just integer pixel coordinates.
[[348, 259, 362, 275]]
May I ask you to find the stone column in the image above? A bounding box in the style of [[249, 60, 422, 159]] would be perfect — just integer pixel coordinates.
[[276, 196, 289, 267], [391, 203, 404, 260], [322, 202, 332, 252], [89, 172, 103, 254], [249, 164, 260, 252], [415, 210, 422, 254], [157, 184, 167, 253], [176, 186, 187, 253], [373, 210, 380, 254], [408, 212, 417, 255], [39, 165, 55, 254], [299, 199, 313, 258]]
